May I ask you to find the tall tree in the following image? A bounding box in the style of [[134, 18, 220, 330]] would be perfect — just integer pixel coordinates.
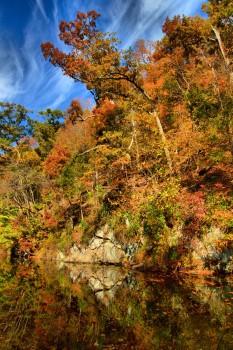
[[0, 102, 32, 153], [33, 108, 64, 159], [154, 13, 233, 159], [41, 11, 173, 172]]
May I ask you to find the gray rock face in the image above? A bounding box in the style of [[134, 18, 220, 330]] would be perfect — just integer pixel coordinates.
[[189, 227, 233, 274], [65, 225, 125, 264]]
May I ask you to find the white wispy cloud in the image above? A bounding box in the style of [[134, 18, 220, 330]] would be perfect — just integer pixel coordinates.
[[52, 0, 59, 24], [35, 0, 48, 22], [0, 0, 79, 114], [105, 0, 203, 47], [0, 37, 24, 100]]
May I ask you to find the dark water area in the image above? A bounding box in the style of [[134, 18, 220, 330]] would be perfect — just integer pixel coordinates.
[[0, 260, 233, 350]]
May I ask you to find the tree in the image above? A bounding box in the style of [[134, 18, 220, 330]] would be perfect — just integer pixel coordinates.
[[38, 108, 64, 131], [0, 102, 32, 153], [153, 13, 233, 160], [33, 108, 64, 159], [202, 0, 233, 56], [65, 99, 83, 125], [41, 11, 173, 172]]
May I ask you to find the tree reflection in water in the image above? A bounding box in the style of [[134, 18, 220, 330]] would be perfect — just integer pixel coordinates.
[[0, 260, 233, 350]]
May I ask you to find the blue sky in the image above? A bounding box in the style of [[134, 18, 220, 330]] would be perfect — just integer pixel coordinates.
[[0, 0, 204, 116]]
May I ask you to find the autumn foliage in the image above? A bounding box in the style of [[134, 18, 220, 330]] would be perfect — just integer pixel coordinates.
[[1, 0, 233, 273]]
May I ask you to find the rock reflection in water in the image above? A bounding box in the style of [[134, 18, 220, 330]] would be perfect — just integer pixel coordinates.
[[0, 260, 233, 350], [67, 264, 127, 306]]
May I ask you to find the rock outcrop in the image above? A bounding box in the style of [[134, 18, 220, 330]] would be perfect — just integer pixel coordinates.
[[187, 227, 233, 274], [64, 225, 125, 265]]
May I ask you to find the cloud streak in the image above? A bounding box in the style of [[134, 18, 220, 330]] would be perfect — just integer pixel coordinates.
[[0, 0, 203, 115], [35, 0, 48, 22], [105, 0, 203, 47], [0, 37, 24, 100]]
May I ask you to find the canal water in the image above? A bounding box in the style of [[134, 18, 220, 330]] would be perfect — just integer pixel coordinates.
[[0, 260, 233, 349]]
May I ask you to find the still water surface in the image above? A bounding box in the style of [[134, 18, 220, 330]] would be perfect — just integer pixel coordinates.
[[0, 260, 233, 350]]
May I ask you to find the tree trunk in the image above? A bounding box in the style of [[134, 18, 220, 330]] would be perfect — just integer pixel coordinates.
[[212, 26, 233, 158], [150, 109, 173, 173]]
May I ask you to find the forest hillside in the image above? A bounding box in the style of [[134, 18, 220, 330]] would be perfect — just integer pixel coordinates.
[[0, 0, 232, 274]]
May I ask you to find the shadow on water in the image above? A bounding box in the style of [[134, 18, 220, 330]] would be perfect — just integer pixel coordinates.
[[0, 258, 233, 350]]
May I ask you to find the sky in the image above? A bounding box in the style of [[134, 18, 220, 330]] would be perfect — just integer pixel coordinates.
[[0, 0, 204, 117]]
